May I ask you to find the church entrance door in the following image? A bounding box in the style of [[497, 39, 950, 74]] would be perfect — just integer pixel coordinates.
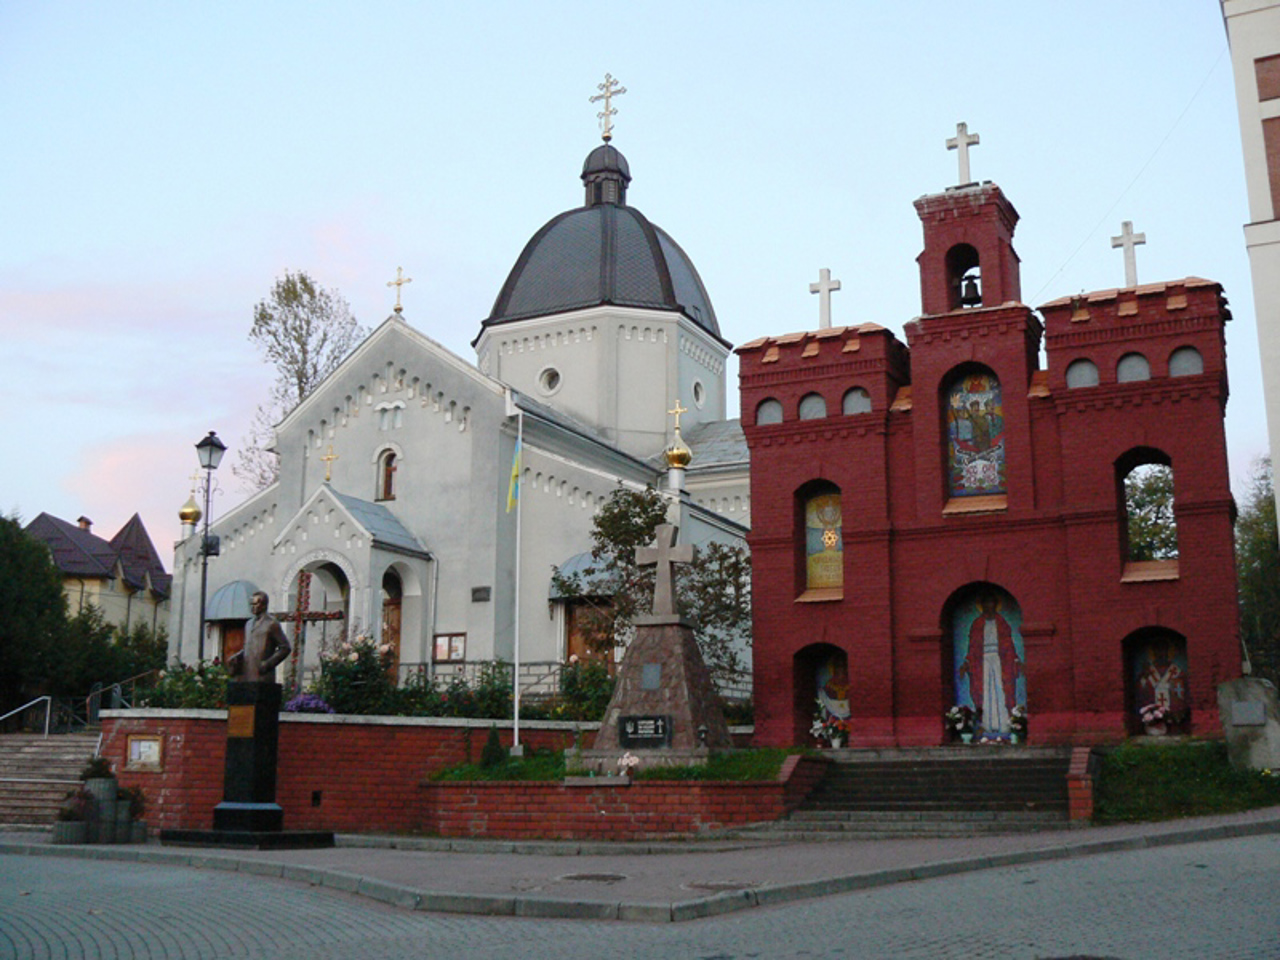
[[565, 599, 613, 669], [220, 624, 245, 664]]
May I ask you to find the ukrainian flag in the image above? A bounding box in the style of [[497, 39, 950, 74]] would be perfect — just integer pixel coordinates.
[[506, 436, 521, 513]]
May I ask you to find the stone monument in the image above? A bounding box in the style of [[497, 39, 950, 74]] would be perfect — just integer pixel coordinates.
[[578, 523, 733, 774], [161, 592, 334, 849], [1217, 677, 1280, 772]]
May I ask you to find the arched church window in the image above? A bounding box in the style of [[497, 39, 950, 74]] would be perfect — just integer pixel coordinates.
[[1169, 346, 1204, 377], [798, 393, 827, 420], [1117, 352, 1151, 383], [842, 387, 872, 415], [799, 483, 842, 598], [1065, 359, 1099, 389], [1119, 454, 1178, 569], [755, 398, 783, 425], [378, 450, 397, 501], [945, 369, 1006, 500]]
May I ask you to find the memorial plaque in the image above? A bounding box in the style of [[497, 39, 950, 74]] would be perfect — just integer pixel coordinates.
[[619, 714, 670, 748], [641, 663, 662, 690], [126, 735, 163, 770], [1232, 701, 1267, 727], [227, 704, 256, 738]]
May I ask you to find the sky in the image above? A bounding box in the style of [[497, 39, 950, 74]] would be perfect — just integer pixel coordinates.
[[0, 1, 1267, 562]]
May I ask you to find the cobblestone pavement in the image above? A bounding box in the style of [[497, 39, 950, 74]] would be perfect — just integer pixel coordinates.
[[3, 836, 1278, 959]]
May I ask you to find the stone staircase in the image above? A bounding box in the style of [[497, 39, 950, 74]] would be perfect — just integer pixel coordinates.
[[0, 733, 100, 826], [744, 746, 1073, 841]]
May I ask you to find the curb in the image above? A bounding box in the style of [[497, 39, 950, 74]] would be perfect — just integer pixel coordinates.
[[4, 816, 1280, 923]]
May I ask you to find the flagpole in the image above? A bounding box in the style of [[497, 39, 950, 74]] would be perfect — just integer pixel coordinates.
[[511, 408, 524, 754]]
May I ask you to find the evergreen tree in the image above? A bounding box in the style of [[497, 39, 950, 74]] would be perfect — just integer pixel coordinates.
[[0, 516, 65, 708]]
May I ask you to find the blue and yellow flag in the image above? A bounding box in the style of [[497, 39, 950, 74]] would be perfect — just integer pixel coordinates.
[[506, 436, 522, 512]]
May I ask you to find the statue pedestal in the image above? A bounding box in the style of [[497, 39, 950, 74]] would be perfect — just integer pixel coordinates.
[[579, 616, 733, 775], [161, 681, 333, 850]]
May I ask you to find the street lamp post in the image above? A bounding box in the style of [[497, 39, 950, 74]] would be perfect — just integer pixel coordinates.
[[195, 431, 226, 663]]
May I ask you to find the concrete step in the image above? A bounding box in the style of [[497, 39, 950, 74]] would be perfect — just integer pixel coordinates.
[[0, 733, 100, 825], [789, 808, 1066, 824]]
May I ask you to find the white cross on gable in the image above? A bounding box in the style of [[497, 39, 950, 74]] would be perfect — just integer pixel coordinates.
[[1111, 221, 1146, 288], [809, 268, 841, 330], [946, 122, 980, 186]]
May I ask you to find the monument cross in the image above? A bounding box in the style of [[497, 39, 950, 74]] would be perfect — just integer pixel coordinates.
[[386, 266, 413, 313], [809, 268, 842, 329], [320, 445, 339, 483], [635, 523, 693, 617], [590, 73, 627, 142], [1111, 220, 1146, 288], [946, 122, 980, 186]]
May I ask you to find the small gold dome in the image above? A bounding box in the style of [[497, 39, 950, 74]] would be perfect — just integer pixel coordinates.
[[664, 430, 693, 468], [179, 495, 202, 525]]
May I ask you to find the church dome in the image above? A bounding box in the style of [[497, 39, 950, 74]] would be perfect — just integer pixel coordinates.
[[480, 144, 722, 342]]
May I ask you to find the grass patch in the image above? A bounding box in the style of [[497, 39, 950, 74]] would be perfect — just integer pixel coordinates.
[[1093, 740, 1280, 824], [632, 747, 806, 782], [430, 749, 565, 782]]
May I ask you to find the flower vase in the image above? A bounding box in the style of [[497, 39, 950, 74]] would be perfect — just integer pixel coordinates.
[[1144, 721, 1167, 737], [1010, 733, 1020, 745], [829, 736, 844, 750], [960, 733, 973, 744]]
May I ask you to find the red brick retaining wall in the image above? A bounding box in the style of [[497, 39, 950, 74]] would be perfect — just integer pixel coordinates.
[[421, 755, 831, 840]]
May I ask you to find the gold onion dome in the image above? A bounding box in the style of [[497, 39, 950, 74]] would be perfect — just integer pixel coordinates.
[[665, 430, 692, 468], [179, 495, 202, 525]]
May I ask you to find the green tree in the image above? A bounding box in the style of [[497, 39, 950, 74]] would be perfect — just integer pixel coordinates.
[[1125, 463, 1178, 561], [1237, 456, 1280, 686], [235, 271, 367, 491], [550, 485, 752, 684], [0, 516, 65, 708]]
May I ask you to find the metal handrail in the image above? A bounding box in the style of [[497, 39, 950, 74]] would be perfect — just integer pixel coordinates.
[[0, 696, 52, 737]]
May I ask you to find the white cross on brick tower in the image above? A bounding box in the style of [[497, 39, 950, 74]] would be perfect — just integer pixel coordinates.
[[946, 122, 980, 186], [1111, 220, 1146, 288], [809, 268, 842, 329], [635, 523, 693, 617]]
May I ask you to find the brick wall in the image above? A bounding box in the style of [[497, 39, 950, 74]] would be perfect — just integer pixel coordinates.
[[100, 711, 761, 836]]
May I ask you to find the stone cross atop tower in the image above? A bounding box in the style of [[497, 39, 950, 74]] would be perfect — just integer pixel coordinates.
[[946, 122, 980, 187], [1111, 220, 1146, 288], [809, 268, 842, 329], [635, 523, 692, 617]]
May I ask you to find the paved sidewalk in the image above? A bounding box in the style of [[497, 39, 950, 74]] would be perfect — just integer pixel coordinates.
[[5, 806, 1280, 923]]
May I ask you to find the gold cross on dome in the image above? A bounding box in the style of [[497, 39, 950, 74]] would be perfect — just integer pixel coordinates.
[[320, 445, 339, 483], [386, 266, 413, 313], [668, 400, 688, 433], [590, 73, 626, 142]]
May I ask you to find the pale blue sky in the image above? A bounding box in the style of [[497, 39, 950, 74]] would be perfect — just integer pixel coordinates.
[[0, 1, 1264, 555]]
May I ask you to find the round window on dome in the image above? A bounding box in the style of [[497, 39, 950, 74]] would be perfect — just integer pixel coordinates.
[[538, 367, 562, 396], [692, 380, 706, 408]]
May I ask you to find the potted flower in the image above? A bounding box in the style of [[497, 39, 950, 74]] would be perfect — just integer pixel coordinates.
[[811, 702, 851, 748], [52, 788, 93, 845], [945, 705, 978, 743], [616, 752, 640, 778], [1009, 705, 1028, 744], [1140, 703, 1169, 736]]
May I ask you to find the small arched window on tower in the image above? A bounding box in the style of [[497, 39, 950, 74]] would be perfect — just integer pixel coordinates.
[[798, 393, 827, 420], [1117, 353, 1151, 383], [1118, 450, 1178, 581], [842, 387, 872, 415], [946, 244, 982, 310], [1168, 346, 1204, 377], [755, 398, 784, 425], [377, 449, 397, 501], [1065, 359, 1100, 389]]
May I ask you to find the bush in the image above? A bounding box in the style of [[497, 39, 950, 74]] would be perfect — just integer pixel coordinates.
[[138, 660, 229, 709], [431, 748, 565, 782], [311, 635, 397, 715], [284, 693, 335, 714], [1093, 740, 1280, 823], [79, 756, 112, 780], [58, 787, 95, 822], [480, 726, 506, 769]]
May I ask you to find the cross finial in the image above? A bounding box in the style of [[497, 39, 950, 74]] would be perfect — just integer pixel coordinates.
[[1110, 221, 1146, 288], [668, 399, 688, 433], [188, 470, 202, 494], [635, 523, 694, 617], [386, 266, 413, 313], [946, 122, 980, 186], [590, 73, 627, 142], [320, 445, 339, 483], [809, 268, 842, 329]]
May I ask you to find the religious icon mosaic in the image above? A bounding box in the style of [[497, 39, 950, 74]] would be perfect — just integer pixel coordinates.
[[946, 371, 1006, 498], [1131, 635, 1188, 727], [952, 588, 1025, 739], [804, 492, 843, 590]]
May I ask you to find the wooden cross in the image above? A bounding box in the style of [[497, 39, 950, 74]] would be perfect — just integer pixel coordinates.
[[276, 570, 344, 693], [635, 523, 693, 617], [809, 268, 842, 329], [590, 73, 627, 142], [668, 399, 688, 432], [1110, 220, 1146, 288], [320, 445, 339, 483], [946, 122, 980, 186], [386, 266, 413, 313]]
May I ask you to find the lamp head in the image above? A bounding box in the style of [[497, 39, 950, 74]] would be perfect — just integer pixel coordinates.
[[195, 431, 226, 471]]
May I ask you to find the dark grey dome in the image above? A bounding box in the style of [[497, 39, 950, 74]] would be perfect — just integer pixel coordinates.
[[479, 145, 721, 342]]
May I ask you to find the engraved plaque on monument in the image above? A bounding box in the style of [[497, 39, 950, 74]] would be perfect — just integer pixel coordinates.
[[619, 715, 671, 748]]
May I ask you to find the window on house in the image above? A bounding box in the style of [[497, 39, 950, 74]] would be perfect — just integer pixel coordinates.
[[378, 450, 397, 501], [798, 393, 827, 420], [1169, 346, 1204, 377], [1065, 359, 1099, 389], [755, 398, 783, 425], [842, 387, 872, 414], [1117, 353, 1151, 383]]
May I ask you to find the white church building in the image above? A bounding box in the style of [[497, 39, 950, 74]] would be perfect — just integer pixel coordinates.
[[167, 138, 750, 688]]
